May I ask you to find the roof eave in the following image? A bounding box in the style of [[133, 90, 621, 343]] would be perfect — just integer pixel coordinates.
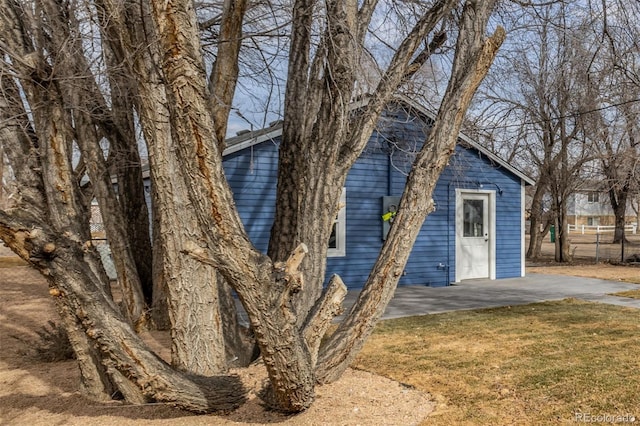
[[222, 95, 536, 186], [392, 94, 536, 186]]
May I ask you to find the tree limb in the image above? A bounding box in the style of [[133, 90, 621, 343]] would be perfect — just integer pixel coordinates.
[[338, 0, 458, 172], [304, 274, 347, 368], [209, 0, 247, 149], [316, 1, 504, 383]]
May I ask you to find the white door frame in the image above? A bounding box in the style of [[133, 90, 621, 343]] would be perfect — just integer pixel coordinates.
[[455, 189, 496, 282]]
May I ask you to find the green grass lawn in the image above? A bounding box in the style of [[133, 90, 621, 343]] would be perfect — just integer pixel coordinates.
[[352, 299, 640, 425]]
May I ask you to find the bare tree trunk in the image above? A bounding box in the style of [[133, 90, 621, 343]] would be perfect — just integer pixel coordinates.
[[38, 0, 148, 327], [268, 0, 360, 323], [218, 275, 258, 367], [552, 197, 571, 262], [527, 199, 543, 259], [0, 32, 124, 399], [316, 1, 503, 383], [270, 0, 458, 326], [209, 0, 247, 148], [74, 115, 148, 327], [98, 0, 229, 374], [55, 299, 119, 401], [527, 182, 548, 259], [150, 205, 171, 330], [0, 48, 244, 408], [101, 44, 154, 304], [612, 190, 628, 244], [0, 145, 4, 205], [0, 84, 43, 210], [0, 69, 118, 399], [149, 0, 317, 411], [0, 215, 245, 410]]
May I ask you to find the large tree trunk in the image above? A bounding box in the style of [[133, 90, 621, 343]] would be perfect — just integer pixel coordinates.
[[0, 216, 246, 411], [97, 0, 230, 374], [611, 189, 628, 244], [0, 71, 118, 400], [0, 24, 244, 406], [270, 0, 459, 326], [552, 199, 571, 262], [148, 0, 318, 411], [30, 0, 148, 326], [605, 167, 631, 244], [527, 182, 549, 259], [268, 0, 359, 323], [101, 45, 154, 305], [0, 32, 126, 397], [316, 0, 503, 383]]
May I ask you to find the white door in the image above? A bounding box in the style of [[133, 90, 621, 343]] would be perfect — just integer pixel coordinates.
[[456, 191, 494, 281]]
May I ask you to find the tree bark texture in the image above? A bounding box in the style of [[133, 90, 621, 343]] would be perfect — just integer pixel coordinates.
[[0, 65, 118, 400], [303, 275, 347, 368], [527, 180, 550, 259], [98, 0, 230, 374], [0, 59, 243, 405], [0, 144, 4, 205], [316, 0, 503, 383], [17, 0, 149, 326], [218, 275, 259, 368], [209, 0, 247, 148], [270, 0, 460, 327], [100, 35, 155, 305], [0, 217, 246, 411], [149, 0, 316, 411], [1, 0, 238, 406], [552, 201, 570, 262], [608, 183, 629, 244]]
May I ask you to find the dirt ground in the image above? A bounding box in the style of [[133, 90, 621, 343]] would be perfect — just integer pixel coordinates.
[[0, 262, 434, 426], [4, 235, 640, 425], [528, 262, 640, 282]]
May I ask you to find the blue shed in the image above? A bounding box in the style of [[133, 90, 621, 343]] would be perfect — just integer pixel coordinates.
[[221, 97, 534, 288]]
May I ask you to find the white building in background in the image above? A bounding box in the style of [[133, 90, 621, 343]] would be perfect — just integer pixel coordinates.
[[567, 188, 637, 227]]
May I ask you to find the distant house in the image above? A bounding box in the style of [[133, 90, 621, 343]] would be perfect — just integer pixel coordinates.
[[211, 97, 534, 288], [567, 186, 636, 227]]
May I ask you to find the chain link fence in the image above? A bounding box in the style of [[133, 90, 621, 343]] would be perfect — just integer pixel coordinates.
[[538, 225, 640, 263]]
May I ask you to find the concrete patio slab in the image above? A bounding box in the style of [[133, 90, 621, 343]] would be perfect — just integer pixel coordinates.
[[342, 273, 640, 320]]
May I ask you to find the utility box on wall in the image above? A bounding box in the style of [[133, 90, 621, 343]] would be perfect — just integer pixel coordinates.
[[381, 196, 401, 240]]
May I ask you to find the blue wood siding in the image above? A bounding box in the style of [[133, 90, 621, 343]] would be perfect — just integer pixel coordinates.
[[223, 142, 279, 252], [221, 108, 525, 289]]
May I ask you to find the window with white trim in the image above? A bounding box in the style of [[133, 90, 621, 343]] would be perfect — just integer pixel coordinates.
[[587, 192, 599, 203], [328, 188, 346, 257]]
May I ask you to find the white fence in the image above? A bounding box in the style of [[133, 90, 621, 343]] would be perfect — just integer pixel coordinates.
[[567, 224, 637, 235]]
